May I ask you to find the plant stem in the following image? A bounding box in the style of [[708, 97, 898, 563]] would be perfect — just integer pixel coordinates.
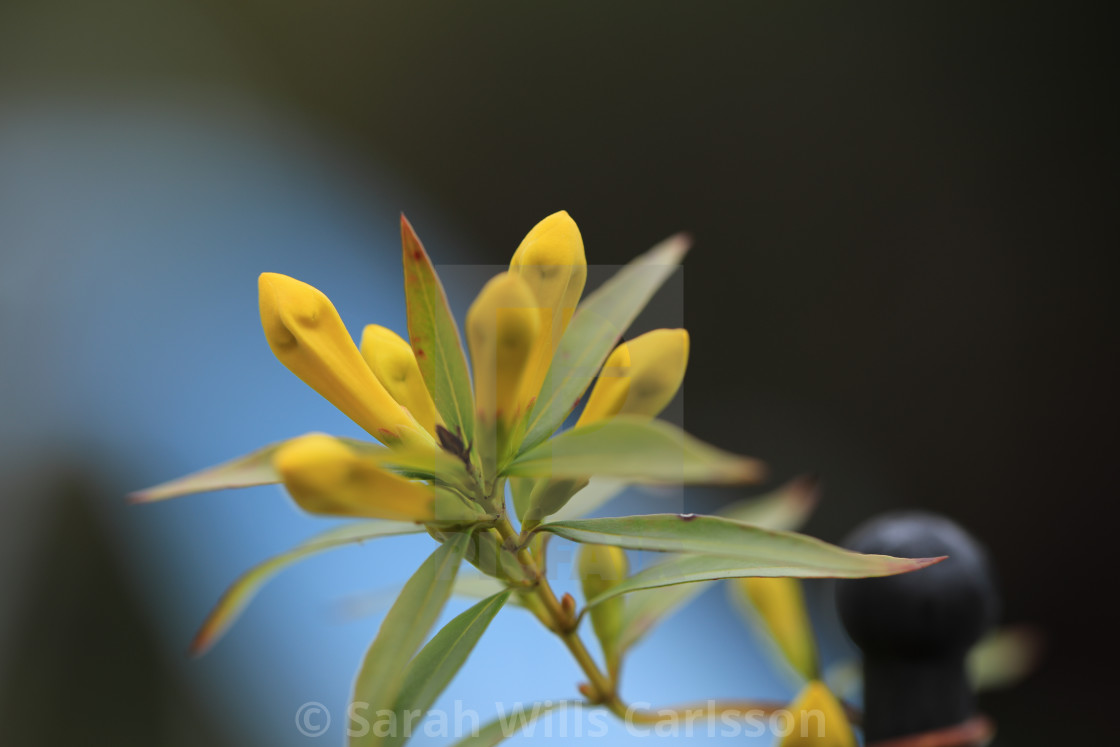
[[492, 513, 621, 709]]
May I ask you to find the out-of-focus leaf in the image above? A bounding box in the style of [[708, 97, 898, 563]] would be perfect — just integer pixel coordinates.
[[968, 625, 1044, 691], [349, 532, 472, 747], [509, 417, 765, 484], [519, 235, 690, 452], [548, 478, 628, 522], [190, 520, 425, 655], [400, 215, 475, 456], [447, 701, 575, 746], [454, 573, 517, 603], [384, 592, 511, 747], [728, 577, 818, 683], [129, 440, 286, 502], [509, 476, 536, 522], [521, 478, 589, 528], [541, 514, 945, 575], [131, 434, 468, 503], [717, 476, 820, 532]]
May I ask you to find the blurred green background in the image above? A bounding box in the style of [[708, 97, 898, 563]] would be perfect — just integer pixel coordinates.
[[1, 1, 1114, 745]]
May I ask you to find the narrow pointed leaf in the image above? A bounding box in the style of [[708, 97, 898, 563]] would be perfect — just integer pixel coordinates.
[[191, 520, 425, 655], [583, 547, 940, 619], [401, 215, 475, 451], [383, 592, 511, 747], [542, 514, 943, 571], [548, 477, 628, 522], [519, 234, 690, 452], [350, 531, 472, 747], [131, 434, 468, 504], [508, 416, 765, 484], [129, 440, 286, 502], [614, 479, 820, 653], [448, 701, 575, 746]]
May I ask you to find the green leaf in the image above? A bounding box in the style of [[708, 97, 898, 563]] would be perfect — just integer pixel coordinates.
[[383, 592, 511, 747], [448, 701, 575, 746], [521, 478, 589, 528], [453, 573, 517, 603], [350, 531, 472, 747], [400, 215, 475, 453], [508, 416, 765, 484], [548, 478, 628, 522], [519, 234, 690, 452], [509, 476, 536, 522], [613, 479, 820, 654], [968, 625, 1043, 691], [716, 476, 821, 532], [129, 439, 287, 502], [190, 520, 425, 655], [617, 581, 708, 654], [130, 434, 469, 503], [542, 514, 943, 573], [583, 548, 937, 621]]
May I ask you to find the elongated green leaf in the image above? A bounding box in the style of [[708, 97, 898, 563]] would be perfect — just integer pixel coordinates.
[[509, 416, 765, 484], [717, 476, 820, 532], [584, 550, 935, 619], [448, 701, 575, 746], [130, 434, 468, 503], [129, 439, 286, 502], [519, 235, 690, 452], [401, 215, 475, 451], [548, 478, 628, 522], [191, 520, 425, 655], [614, 479, 820, 653], [509, 476, 536, 522], [383, 592, 510, 747], [543, 514, 944, 574], [350, 532, 472, 747], [968, 625, 1043, 691]]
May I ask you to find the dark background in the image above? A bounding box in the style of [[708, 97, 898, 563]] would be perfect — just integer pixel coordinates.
[[2, 2, 1115, 744]]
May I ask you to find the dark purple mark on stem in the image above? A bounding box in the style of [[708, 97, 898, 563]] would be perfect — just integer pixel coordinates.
[[679, 513, 697, 521]]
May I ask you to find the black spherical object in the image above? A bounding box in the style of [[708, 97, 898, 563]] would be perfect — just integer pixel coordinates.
[[836, 512, 999, 743]]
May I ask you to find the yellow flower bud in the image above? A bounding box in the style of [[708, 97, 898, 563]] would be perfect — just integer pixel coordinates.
[[465, 272, 540, 426], [258, 273, 429, 447], [272, 433, 435, 521], [509, 211, 587, 410], [777, 681, 856, 747], [737, 576, 818, 681], [359, 324, 441, 438], [578, 543, 629, 677], [575, 328, 690, 428]]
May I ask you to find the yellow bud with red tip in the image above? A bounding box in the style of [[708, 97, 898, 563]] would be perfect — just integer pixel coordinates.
[[272, 434, 435, 521], [360, 324, 441, 438], [576, 328, 690, 428], [258, 273, 430, 448], [509, 211, 587, 411], [777, 681, 856, 747]]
